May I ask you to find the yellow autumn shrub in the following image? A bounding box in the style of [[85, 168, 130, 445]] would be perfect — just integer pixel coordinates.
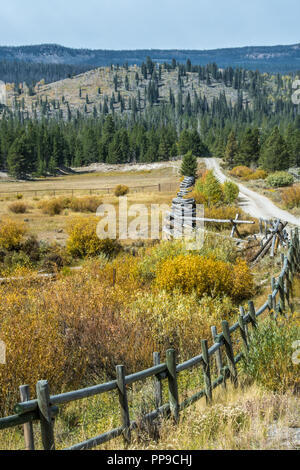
[[191, 189, 207, 205], [232, 258, 254, 300], [0, 259, 153, 414], [38, 197, 65, 215], [204, 206, 244, 226], [204, 206, 258, 235], [114, 185, 129, 197], [282, 185, 300, 209], [126, 291, 237, 358], [0, 281, 85, 414], [155, 254, 253, 301], [66, 217, 121, 258], [229, 166, 253, 178], [69, 196, 102, 213], [243, 169, 268, 181], [0, 218, 27, 251]]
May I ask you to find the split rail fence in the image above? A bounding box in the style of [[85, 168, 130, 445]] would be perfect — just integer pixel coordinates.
[[0, 229, 299, 450]]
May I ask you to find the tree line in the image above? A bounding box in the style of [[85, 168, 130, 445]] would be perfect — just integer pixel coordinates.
[[2, 111, 300, 179], [1, 115, 210, 178], [224, 119, 300, 171], [0, 57, 299, 178]]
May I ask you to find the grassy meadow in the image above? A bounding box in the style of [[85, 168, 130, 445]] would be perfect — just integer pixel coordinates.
[[0, 165, 179, 244]]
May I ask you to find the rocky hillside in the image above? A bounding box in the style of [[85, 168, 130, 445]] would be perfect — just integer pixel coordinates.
[[5, 63, 249, 120]]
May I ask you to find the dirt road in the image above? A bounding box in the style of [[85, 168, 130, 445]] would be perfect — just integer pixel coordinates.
[[205, 158, 300, 226]]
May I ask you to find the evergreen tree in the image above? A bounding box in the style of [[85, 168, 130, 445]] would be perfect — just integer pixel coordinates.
[[7, 132, 30, 179], [238, 127, 260, 165], [287, 127, 300, 167], [178, 129, 191, 155], [259, 126, 290, 171], [224, 131, 238, 167], [181, 150, 197, 178]]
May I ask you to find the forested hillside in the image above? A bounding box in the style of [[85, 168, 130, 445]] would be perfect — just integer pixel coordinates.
[[0, 58, 300, 178], [0, 61, 97, 88], [1, 43, 300, 72]]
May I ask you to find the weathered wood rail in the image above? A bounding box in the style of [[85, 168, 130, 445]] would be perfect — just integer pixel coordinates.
[[164, 210, 255, 240], [0, 229, 299, 451]]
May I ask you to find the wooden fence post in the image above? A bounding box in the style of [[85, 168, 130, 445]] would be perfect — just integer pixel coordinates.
[[248, 301, 257, 328], [36, 380, 55, 451], [288, 251, 294, 283], [211, 326, 226, 389], [116, 365, 131, 444], [201, 340, 212, 404], [271, 277, 277, 309], [19, 385, 34, 450], [166, 349, 179, 422], [284, 257, 290, 305], [238, 308, 248, 353], [268, 294, 273, 313], [287, 251, 294, 309], [153, 352, 163, 409], [221, 321, 238, 388], [278, 276, 285, 313], [295, 228, 300, 265]]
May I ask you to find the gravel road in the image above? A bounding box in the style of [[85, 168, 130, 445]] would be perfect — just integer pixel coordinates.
[[205, 158, 300, 227]]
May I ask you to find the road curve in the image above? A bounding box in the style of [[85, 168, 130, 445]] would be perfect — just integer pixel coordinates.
[[204, 158, 300, 227]]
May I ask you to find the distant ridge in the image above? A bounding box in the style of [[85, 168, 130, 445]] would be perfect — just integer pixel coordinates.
[[0, 43, 300, 72]]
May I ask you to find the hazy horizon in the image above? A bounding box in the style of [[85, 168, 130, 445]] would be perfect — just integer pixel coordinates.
[[1, 41, 300, 51]]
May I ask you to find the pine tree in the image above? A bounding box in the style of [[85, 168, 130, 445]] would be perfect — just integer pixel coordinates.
[[158, 138, 169, 161], [259, 127, 290, 171], [7, 132, 30, 179], [224, 131, 238, 167], [178, 130, 191, 155], [181, 151, 197, 178], [48, 155, 57, 175], [287, 126, 300, 167], [238, 127, 260, 165]]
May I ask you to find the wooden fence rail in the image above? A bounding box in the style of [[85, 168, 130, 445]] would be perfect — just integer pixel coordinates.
[[0, 228, 299, 450], [0, 182, 178, 199]]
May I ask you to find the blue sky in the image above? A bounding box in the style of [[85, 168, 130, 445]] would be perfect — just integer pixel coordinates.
[[1, 0, 299, 50]]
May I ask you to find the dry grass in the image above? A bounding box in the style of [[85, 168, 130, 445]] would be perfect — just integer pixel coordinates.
[[8, 201, 28, 214], [120, 384, 300, 451], [0, 166, 177, 244], [3, 382, 297, 450], [0, 165, 180, 194]]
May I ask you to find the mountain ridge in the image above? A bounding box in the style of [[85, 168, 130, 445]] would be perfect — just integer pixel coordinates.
[[0, 43, 300, 72]]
